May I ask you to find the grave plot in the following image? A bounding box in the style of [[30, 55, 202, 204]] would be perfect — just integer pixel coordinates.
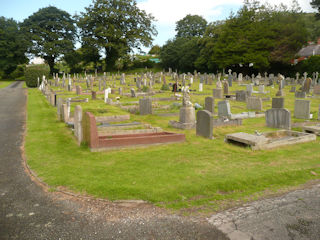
[[225, 130, 316, 150], [302, 125, 320, 136]]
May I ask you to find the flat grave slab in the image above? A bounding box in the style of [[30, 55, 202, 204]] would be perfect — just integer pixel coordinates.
[[302, 125, 320, 136], [225, 130, 316, 150]]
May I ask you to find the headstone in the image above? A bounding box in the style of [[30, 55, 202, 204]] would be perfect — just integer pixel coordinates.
[[92, 91, 96, 100], [290, 86, 296, 92], [223, 81, 229, 94], [238, 73, 243, 82], [213, 88, 223, 99], [204, 97, 215, 114], [56, 98, 63, 121], [294, 100, 310, 119], [196, 110, 213, 139], [131, 88, 136, 97], [266, 108, 291, 129], [139, 98, 152, 115], [247, 97, 262, 111], [295, 91, 306, 98], [303, 77, 312, 93], [218, 100, 231, 118], [272, 98, 285, 109], [258, 85, 265, 94], [199, 83, 203, 92], [216, 80, 222, 88], [76, 86, 82, 95], [246, 84, 253, 94], [227, 69, 232, 87], [313, 85, 320, 95], [236, 90, 247, 102], [276, 90, 284, 97], [74, 105, 83, 145]]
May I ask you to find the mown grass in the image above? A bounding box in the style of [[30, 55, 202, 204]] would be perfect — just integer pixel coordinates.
[[25, 77, 320, 213], [0, 80, 14, 88]]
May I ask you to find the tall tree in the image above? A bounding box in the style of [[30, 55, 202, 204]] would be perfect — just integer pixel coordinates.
[[0, 17, 28, 77], [21, 6, 76, 73], [311, 0, 320, 19], [77, 0, 157, 71], [175, 14, 207, 38]]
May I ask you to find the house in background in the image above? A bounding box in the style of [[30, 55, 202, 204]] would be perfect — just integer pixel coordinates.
[[293, 38, 320, 64]]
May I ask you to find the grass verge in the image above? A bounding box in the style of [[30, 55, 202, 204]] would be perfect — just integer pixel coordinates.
[[26, 88, 320, 214]]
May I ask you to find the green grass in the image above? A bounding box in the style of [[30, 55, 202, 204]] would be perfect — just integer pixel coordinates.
[[0, 80, 14, 88], [25, 77, 320, 214]]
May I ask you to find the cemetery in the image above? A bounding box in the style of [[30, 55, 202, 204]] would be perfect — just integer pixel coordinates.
[[25, 69, 320, 210]]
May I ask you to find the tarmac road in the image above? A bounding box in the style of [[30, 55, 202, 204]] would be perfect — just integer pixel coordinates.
[[0, 82, 227, 240]]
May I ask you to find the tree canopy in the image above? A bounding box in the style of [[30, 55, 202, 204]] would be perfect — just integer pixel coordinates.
[[175, 14, 207, 38], [0, 17, 28, 77], [77, 0, 157, 71], [21, 6, 76, 73], [311, 0, 320, 19]]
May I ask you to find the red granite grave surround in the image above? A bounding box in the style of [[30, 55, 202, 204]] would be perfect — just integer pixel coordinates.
[[83, 112, 185, 150]]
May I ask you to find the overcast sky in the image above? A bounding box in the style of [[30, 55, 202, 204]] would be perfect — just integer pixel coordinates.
[[1, 0, 316, 50]]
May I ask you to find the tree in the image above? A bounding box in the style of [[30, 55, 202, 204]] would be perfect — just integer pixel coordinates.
[[160, 37, 201, 73], [77, 0, 157, 71], [0, 17, 28, 78], [175, 14, 207, 38], [311, 0, 320, 19], [21, 6, 76, 73], [148, 45, 161, 55]]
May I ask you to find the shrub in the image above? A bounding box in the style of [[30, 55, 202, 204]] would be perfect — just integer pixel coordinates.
[[25, 64, 50, 88], [142, 85, 149, 92], [161, 84, 170, 91]]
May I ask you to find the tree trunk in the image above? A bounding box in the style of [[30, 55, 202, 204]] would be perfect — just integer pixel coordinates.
[[104, 47, 119, 71], [45, 56, 55, 74]]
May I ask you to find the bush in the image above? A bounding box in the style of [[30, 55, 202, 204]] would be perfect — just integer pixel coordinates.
[[25, 64, 50, 88], [161, 84, 170, 91]]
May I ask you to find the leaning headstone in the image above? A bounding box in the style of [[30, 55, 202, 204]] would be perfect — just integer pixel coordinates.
[[247, 97, 262, 111], [236, 90, 247, 102], [139, 98, 152, 115], [204, 97, 215, 114], [218, 100, 231, 118], [295, 91, 306, 98], [74, 105, 83, 145], [213, 88, 223, 99], [266, 108, 291, 129], [272, 98, 285, 109], [196, 110, 213, 139], [294, 99, 310, 119]]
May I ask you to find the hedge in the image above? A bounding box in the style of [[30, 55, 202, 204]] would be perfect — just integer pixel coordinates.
[[25, 64, 50, 88]]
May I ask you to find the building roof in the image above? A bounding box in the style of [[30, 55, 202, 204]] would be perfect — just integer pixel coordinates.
[[297, 44, 320, 57]]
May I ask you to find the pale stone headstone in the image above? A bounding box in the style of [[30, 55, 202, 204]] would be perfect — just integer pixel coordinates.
[[218, 100, 231, 118], [247, 97, 262, 111], [213, 88, 223, 99], [74, 105, 83, 145], [303, 77, 312, 93], [196, 110, 213, 139], [246, 84, 253, 94], [131, 88, 136, 97], [179, 106, 195, 125], [258, 85, 265, 93], [104, 89, 109, 102], [204, 97, 214, 114], [199, 83, 203, 92], [294, 100, 310, 119], [216, 80, 222, 88], [139, 98, 152, 115], [227, 69, 232, 87], [272, 98, 285, 109], [266, 108, 291, 129], [238, 73, 243, 82]]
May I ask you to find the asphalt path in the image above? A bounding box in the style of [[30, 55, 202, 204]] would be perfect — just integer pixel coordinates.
[[0, 82, 227, 240]]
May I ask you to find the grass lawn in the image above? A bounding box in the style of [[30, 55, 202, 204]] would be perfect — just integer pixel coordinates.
[[0, 80, 14, 88], [25, 78, 320, 214]]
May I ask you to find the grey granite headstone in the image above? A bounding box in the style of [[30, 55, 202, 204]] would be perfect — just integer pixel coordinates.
[[204, 97, 215, 114], [139, 98, 152, 115], [196, 110, 213, 139], [247, 97, 262, 111], [236, 90, 247, 102], [266, 108, 291, 129], [213, 88, 223, 99], [218, 100, 231, 118], [294, 99, 310, 119], [272, 98, 284, 109], [295, 91, 306, 98]]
